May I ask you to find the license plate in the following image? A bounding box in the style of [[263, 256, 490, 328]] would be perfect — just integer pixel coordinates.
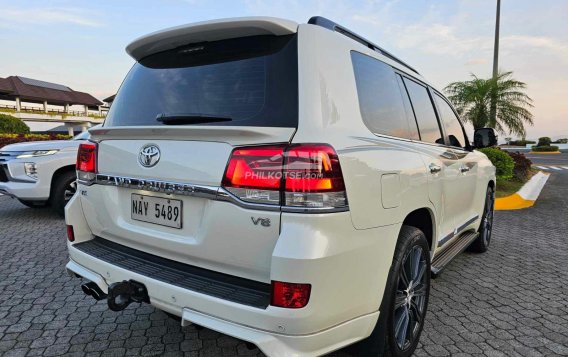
[[131, 194, 182, 229]]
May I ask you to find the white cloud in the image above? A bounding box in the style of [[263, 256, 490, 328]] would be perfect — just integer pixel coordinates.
[[465, 58, 488, 66], [0, 8, 103, 27], [502, 35, 568, 63], [389, 23, 490, 56], [350, 3, 491, 58]]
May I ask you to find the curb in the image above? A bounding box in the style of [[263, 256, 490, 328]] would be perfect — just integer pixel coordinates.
[[495, 171, 550, 210], [528, 151, 561, 154]]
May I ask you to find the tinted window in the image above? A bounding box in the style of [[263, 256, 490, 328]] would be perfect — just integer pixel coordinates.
[[396, 75, 420, 141], [434, 94, 468, 148], [105, 35, 298, 127], [403, 78, 443, 144], [462, 121, 475, 144], [351, 52, 411, 138]]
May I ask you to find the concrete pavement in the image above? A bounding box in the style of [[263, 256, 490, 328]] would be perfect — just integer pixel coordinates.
[[0, 172, 567, 357]]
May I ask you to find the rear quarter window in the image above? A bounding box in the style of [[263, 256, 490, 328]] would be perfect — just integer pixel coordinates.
[[351, 52, 412, 139]]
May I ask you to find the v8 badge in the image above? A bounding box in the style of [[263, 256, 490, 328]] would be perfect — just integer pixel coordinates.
[[251, 217, 271, 227]]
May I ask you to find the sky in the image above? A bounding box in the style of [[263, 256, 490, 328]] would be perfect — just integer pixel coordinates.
[[0, 0, 566, 140]]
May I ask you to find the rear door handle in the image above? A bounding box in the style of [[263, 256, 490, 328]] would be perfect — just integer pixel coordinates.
[[460, 165, 470, 173], [429, 163, 442, 174]]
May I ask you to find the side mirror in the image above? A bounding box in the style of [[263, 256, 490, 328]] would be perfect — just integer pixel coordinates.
[[473, 128, 498, 148]]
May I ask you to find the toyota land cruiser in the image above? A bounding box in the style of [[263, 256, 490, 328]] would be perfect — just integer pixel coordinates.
[[65, 16, 496, 357]]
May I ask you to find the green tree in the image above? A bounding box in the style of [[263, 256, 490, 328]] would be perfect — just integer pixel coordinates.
[[537, 137, 551, 147], [478, 147, 514, 180], [445, 71, 534, 137], [0, 114, 30, 134]]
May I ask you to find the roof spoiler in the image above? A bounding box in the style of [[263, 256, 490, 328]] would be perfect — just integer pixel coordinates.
[[126, 17, 298, 61]]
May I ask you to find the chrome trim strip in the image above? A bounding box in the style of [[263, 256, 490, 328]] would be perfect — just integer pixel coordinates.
[[281, 205, 349, 214], [80, 174, 348, 213], [456, 215, 479, 233], [437, 232, 454, 248], [216, 188, 281, 212], [437, 214, 480, 248], [94, 174, 219, 199], [77, 179, 94, 186]]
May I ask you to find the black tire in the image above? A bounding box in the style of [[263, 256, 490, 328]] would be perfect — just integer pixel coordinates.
[[350, 225, 431, 357], [17, 199, 48, 208], [49, 170, 77, 217], [469, 186, 494, 253]]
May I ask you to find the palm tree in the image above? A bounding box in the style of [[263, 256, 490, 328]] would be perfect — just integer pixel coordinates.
[[445, 71, 533, 137]]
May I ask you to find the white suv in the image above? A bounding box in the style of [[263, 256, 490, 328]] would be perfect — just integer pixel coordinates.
[[65, 17, 496, 357], [0, 130, 94, 215]]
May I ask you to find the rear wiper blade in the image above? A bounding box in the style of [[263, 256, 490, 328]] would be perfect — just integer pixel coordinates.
[[156, 113, 232, 125]]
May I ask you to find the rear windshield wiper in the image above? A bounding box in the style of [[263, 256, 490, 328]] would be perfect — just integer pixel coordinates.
[[156, 113, 233, 125]]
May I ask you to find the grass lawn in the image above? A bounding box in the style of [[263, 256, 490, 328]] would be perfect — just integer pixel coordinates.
[[496, 179, 525, 198], [495, 169, 537, 198]]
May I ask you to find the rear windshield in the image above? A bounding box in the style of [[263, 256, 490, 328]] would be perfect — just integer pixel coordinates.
[[105, 34, 298, 128]]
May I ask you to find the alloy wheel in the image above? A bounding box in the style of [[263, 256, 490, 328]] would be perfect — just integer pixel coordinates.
[[481, 189, 494, 246], [64, 180, 77, 202], [393, 245, 428, 350]]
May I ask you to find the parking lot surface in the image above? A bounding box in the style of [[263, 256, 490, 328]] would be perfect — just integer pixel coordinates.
[[1, 170, 567, 357], [526, 152, 568, 167]]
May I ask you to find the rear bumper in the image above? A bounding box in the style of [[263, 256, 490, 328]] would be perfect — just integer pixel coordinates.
[[72, 237, 271, 309], [66, 258, 379, 357], [65, 192, 400, 356], [181, 308, 379, 357]]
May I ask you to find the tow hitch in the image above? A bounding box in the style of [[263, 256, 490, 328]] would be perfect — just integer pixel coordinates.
[[107, 280, 150, 311]]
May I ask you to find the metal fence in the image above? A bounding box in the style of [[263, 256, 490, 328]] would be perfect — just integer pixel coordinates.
[[0, 104, 105, 118]]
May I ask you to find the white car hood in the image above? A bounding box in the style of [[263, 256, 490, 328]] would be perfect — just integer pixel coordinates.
[[1, 140, 81, 152]]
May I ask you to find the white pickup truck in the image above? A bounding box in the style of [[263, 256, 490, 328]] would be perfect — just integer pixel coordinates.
[[0, 130, 92, 215]]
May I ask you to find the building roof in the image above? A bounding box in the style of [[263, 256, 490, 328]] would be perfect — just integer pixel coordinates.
[[103, 94, 116, 103], [0, 76, 102, 106]]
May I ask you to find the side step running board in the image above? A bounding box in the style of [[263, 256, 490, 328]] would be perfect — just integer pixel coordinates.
[[431, 231, 478, 278]]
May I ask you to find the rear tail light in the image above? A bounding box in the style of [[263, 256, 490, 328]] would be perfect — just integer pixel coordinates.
[[283, 144, 347, 209], [222, 146, 285, 205], [76, 142, 98, 183], [271, 281, 311, 308], [66, 225, 75, 242], [222, 144, 348, 211]]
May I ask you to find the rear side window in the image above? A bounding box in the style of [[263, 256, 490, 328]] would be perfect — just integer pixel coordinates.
[[434, 94, 468, 149], [403, 78, 444, 145], [351, 52, 411, 139], [396, 75, 420, 141], [105, 35, 298, 127]]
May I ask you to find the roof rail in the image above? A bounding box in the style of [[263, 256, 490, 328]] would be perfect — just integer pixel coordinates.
[[307, 16, 420, 75]]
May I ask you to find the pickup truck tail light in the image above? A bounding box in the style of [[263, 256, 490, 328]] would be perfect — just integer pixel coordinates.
[[222, 144, 347, 210], [76, 142, 98, 183]]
